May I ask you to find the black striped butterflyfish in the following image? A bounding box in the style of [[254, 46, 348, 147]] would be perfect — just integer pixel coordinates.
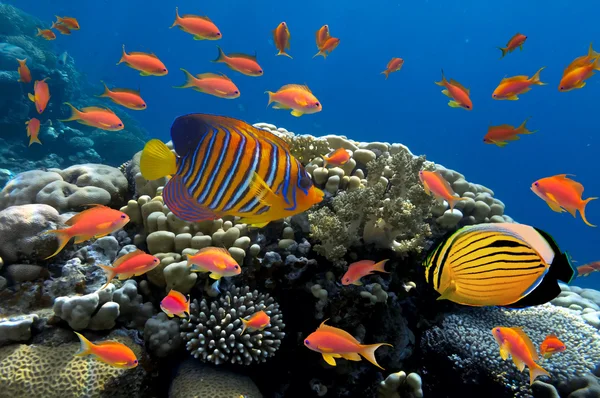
[[424, 222, 576, 308], [139, 113, 324, 226]]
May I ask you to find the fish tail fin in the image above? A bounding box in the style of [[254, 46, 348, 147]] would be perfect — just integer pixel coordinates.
[[321, 156, 329, 167], [580, 197, 597, 227], [140, 139, 177, 180], [588, 42, 600, 60], [381, 70, 389, 80], [373, 259, 390, 274], [174, 68, 197, 89], [43, 228, 72, 259], [170, 7, 180, 28], [74, 332, 94, 356], [448, 196, 468, 212], [278, 51, 293, 59], [98, 264, 116, 289], [313, 50, 324, 58], [29, 135, 42, 146], [240, 318, 248, 335], [265, 91, 274, 107], [359, 343, 392, 370], [434, 69, 447, 86], [17, 58, 26, 66], [518, 117, 536, 134], [530, 67, 546, 85], [59, 102, 81, 122], [55, 15, 63, 23], [212, 46, 226, 63], [36, 27, 43, 36], [528, 362, 550, 385], [117, 45, 126, 65], [97, 81, 110, 97], [185, 294, 191, 316], [498, 47, 508, 58], [592, 56, 600, 71]]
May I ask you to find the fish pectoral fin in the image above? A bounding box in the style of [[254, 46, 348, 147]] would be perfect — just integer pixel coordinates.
[[507, 95, 519, 100], [422, 181, 431, 195], [352, 280, 363, 286], [291, 110, 304, 117], [544, 196, 565, 213], [193, 35, 206, 40], [499, 345, 510, 360], [139, 71, 151, 76], [341, 352, 361, 361], [512, 356, 526, 372], [322, 353, 337, 366], [294, 98, 308, 106], [493, 141, 508, 147], [28, 93, 35, 102], [96, 222, 113, 230], [441, 89, 451, 98], [448, 100, 461, 108], [317, 346, 335, 353], [209, 272, 222, 280], [215, 261, 227, 270]]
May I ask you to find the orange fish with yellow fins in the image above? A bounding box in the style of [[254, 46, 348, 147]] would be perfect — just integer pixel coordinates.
[[419, 170, 467, 212], [322, 148, 351, 167], [434, 70, 472, 110], [28, 78, 50, 114], [212, 46, 263, 77], [187, 247, 241, 280], [117, 45, 168, 76], [170, 7, 221, 40], [341, 259, 389, 286], [98, 82, 146, 110], [240, 310, 270, 335], [17, 58, 31, 83], [304, 320, 392, 369], [483, 117, 537, 147], [266, 84, 322, 117], [61, 103, 124, 131], [273, 22, 292, 58], [160, 290, 190, 318], [175, 69, 240, 99], [314, 37, 340, 59], [74, 332, 138, 369], [98, 250, 160, 289], [498, 33, 527, 58], [55, 16, 80, 30], [559, 43, 600, 92], [315, 25, 330, 48], [36, 28, 56, 40], [539, 335, 566, 359], [25, 118, 43, 146], [381, 58, 404, 79], [492, 67, 546, 100]]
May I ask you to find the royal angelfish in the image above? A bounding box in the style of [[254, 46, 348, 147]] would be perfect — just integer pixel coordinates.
[[140, 113, 324, 227], [424, 222, 576, 308]]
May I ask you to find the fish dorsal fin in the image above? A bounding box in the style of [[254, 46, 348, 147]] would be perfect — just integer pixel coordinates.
[[112, 87, 141, 95], [82, 106, 114, 114], [449, 79, 470, 94], [546, 334, 558, 340], [564, 57, 592, 75], [251, 125, 291, 151], [183, 14, 212, 22], [130, 51, 158, 58], [553, 174, 584, 195], [280, 84, 312, 93], [66, 205, 109, 225], [198, 246, 231, 256], [511, 327, 539, 361], [195, 72, 229, 80], [488, 124, 514, 133], [317, 320, 360, 344], [228, 52, 257, 61], [113, 250, 145, 267], [500, 75, 529, 83], [168, 289, 187, 303]]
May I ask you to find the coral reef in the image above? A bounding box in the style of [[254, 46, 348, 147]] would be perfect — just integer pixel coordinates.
[[378, 371, 424, 398]]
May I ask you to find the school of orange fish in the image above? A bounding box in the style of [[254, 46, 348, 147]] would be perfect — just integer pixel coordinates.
[[13, 10, 600, 386]]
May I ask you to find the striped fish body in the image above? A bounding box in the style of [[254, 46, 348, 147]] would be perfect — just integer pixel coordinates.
[[424, 223, 575, 308]]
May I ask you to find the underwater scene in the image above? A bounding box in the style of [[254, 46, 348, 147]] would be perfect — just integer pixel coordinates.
[[0, 0, 600, 397]]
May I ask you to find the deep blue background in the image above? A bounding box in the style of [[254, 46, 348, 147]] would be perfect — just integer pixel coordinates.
[[8, 0, 600, 288]]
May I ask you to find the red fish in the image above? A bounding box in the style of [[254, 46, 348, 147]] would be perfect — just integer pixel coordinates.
[[434, 70, 472, 110], [17, 58, 31, 83], [43, 205, 130, 259], [171, 7, 221, 40], [98, 249, 160, 289], [212, 46, 263, 77], [316, 25, 330, 48], [74, 332, 138, 369], [98, 82, 147, 110], [28, 78, 50, 114], [61, 103, 124, 131], [483, 117, 536, 147], [498, 33, 527, 58], [577, 262, 600, 277], [314, 37, 340, 59], [419, 170, 466, 212], [175, 69, 240, 99], [322, 148, 351, 167], [117, 45, 168, 76], [36, 28, 56, 40], [55, 16, 80, 30], [341, 259, 389, 286], [240, 310, 270, 335], [381, 58, 404, 79], [25, 118, 42, 146], [160, 290, 190, 318], [273, 22, 292, 58], [492, 67, 546, 100], [187, 246, 241, 280], [539, 335, 566, 359]]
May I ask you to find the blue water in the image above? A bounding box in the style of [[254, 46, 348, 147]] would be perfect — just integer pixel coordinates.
[[9, 0, 600, 289]]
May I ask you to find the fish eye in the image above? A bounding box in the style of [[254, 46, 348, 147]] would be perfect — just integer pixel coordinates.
[[258, 70, 263, 74], [163, 68, 167, 72], [234, 90, 239, 94], [495, 328, 501, 332], [142, 104, 146, 108], [534, 182, 539, 186], [344, 278, 350, 282], [133, 360, 138, 364], [120, 214, 126, 219], [216, 32, 221, 36], [234, 265, 239, 269], [492, 94, 497, 98], [118, 123, 123, 127], [304, 339, 310, 345], [153, 259, 159, 263], [465, 105, 471, 109], [559, 87, 564, 90]]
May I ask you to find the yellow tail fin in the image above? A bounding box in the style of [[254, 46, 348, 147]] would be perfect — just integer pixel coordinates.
[[140, 139, 177, 181], [530, 67, 546, 85], [580, 197, 598, 227], [373, 259, 390, 274], [174, 69, 197, 89], [117, 44, 126, 65], [60, 102, 81, 122], [29, 135, 42, 146], [359, 343, 392, 370], [170, 7, 180, 28], [98, 264, 116, 290], [498, 47, 508, 59], [240, 318, 249, 335], [43, 228, 72, 259], [528, 362, 550, 385], [74, 332, 95, 356]]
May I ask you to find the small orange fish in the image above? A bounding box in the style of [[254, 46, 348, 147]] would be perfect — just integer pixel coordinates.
[[117, 45, 168, 76], [322, 148, 351, 167], [419, 170, 466, 212], [483, 117, 536, 147], [539, 335, 566, 359], [434, 70, 472, 110], [175, 69, 240, 99], [341, 259, 389, 286], [17, 58, 31, 83], [381, 58, 404, 79], [273, 22, 292, 58], [566, 43, 600, 71], [43, 205, 130, 259], [28, 78, 50, 114], [55, 16, 80, 30], [577, 262, 600, 277], [25, 118, 42, 146], [36, 28, 56, 40], [492, 67, 546, 100], [304, 320, 392, 369], [316, 25, 330, 48], [313, 37, 340, 59], [240, 310, 270, 335], [98, 250, 160, 289], [160, 290, 190, 318], [492, 326, 549, 385], [74, 332, 138, 369], [266, 84, 322, 117], [559, 56, 600, 92], [170, 7, 221, 40], [212, 46, 263, 77], [498, 33, 527, 58], [98, 82, 147, 110], [188, 246, 241, 280], [51, 21, 71, 35], [531, 174, 597, 227], [61, 103, 124, 131]]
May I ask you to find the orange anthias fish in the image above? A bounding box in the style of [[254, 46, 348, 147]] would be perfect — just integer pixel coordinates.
[[25, 118, 42, 146], [98, 82, 147, 110], [36, 28, 56, 40], [531, 174, 597, 227], [212, 46, 263, 77], [170, 7, 221, 40], [559, 56, 600, 92], [316, 25, 330, 48], [175, 69, 240, 99], [240, 310, 270, 335], [43, 205, 130, 259], [492, 67, 546, 100], [55, 16, 80, 30], [419, 170, 466, 212], [273, 22, 292, 58], [577, 261, 600, 277], [61, 103, 124, 131], [434, 70, 472, 110], [188, 247, 241, 280], [341, 259, 389, 286], [266, 84, 322, 117], [498, 33, 527, 58], [539, 335, 566, 359], [51, 21, 71, 35], [17, 58, 31, 83], [117, 45, 168, 76], [381, 58, 404, 80], [314, 37, 340, 59], [483, 117, 537, 147], [160, 290, 190, 318], [304, 320, 392, 369], [98, 250, 160, 289], [28, 78, 50, 114], [322, 148, 351, 167], [492, 326, 549, 385], [74, 332, 138, 369]]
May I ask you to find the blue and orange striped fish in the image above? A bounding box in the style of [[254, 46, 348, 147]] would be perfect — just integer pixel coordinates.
[[140, 114, 324, 227]]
